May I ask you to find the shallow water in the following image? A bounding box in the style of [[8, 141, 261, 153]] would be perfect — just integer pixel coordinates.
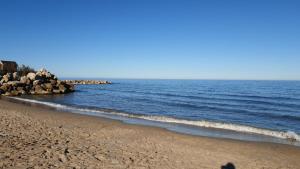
[[17, 79, 300, 145]]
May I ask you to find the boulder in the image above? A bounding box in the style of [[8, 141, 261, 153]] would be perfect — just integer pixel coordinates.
[[0, 68, 75, 96], [11, 90, 20, 96], [7, 73, 13, 80], [4, 90, 19, 96], [53, 89, 61, 94], [35, 75, 46, 82], [0, 88, 4, 95], [45, 72, 52, 78], [33, 80, 40, 86], [0, 79, 5, 84], [50, 79, 56, 85], [58, 84, 67, 93], [27, 73, 36, 80], [17, 86, 24, 91], [56, 80, 62, 85], [20, 76, 30, 84], [19, 90, 26, 95], [42, 83, 53, 91], [2, 75, 10, 83], [7, 81, 22, 87], [13, 72, 20, 81], [34, 85, 47, 95], [0, 84, 9, 92]]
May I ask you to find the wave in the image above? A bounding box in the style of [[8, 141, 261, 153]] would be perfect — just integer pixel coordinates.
[[103, 89, 300, 110], [9, 97, 300, 142], [124, 97, 300, 122]]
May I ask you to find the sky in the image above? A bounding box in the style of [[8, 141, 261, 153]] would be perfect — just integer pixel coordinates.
[[0, 0, 300, 80]]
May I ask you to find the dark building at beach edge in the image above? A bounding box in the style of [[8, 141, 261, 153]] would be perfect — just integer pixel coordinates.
[[0, 60, 18, 75]]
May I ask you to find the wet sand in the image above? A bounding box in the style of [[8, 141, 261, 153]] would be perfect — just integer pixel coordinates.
[[1, 98, 300, 169]]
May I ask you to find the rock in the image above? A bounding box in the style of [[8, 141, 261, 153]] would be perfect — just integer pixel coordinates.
[[0, 83, 10, 92], [56, 80, 62, 85], [42, 83, 53, 90], [13, 72, 20, 81], [0, 79, 4, 84], [19, 90, 26, 95], [27, 72, 36, 80], [53, 89, 61, 94], [1, 68, 75, 96], [45, 72, 52, 78], [20, 76, 29, 84], [58, 84, 67, 93], [16, 86, 24, 91], [2, 75, 10, 83], [35, 75, 46, 82], [7, 73, 13, 80], [10, 90, 20, 96], [68, 84, 75, 91], [0, 88, 4, 95], [7, 81, 21, 87], [34, 85, 48, 95], [39, 68, 47, 74], [50, 79, 56, 85], [4, 90, 19, 96], [16, 87, 26, 95], [33, 80, 40, 86]]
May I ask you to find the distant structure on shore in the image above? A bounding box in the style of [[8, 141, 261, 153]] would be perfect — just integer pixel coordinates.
[[64, 80, 112, 85], [0, 60, 18, 75]]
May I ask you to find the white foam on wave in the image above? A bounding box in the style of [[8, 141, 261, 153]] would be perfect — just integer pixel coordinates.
[[10, 97, 300, 142], [11, 97, 69, 109], [136, 115, 300, 141]]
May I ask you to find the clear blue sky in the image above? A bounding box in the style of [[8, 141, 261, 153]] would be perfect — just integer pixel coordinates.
[[0, 0, 299, 80]]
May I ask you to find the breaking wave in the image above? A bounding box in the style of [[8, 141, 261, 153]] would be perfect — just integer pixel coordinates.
[[10, 97, 300, 142]]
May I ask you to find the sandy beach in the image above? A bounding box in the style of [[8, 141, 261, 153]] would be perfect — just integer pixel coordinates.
[[1, 98, 300, 169]]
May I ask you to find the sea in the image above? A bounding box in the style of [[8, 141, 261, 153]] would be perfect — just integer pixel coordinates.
[[12, 79, 300, 146]]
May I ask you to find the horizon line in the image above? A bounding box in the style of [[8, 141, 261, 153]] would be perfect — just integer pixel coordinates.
[[60, 77, 300, 81]]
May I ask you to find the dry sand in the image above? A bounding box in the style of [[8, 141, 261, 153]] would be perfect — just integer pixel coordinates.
[[1, 98, 300, 169]]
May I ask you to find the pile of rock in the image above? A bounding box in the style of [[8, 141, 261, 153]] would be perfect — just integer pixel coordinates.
[[63, 80, 111, 85], [0, 68, 74, 96]]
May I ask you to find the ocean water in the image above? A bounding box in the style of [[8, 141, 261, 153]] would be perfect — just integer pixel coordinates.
[[14, 79, 300, 145]]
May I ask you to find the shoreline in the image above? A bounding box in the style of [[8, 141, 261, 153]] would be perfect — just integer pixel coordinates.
[[1, 98, 300, 168], [4, 96, 300, 147]]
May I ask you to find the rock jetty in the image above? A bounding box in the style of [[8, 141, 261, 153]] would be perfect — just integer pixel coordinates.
[[0, 68, 74, 96], [63, 80, 111, 85]]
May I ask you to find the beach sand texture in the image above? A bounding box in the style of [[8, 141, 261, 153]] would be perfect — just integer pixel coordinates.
[[1, 99, 300, 169]]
